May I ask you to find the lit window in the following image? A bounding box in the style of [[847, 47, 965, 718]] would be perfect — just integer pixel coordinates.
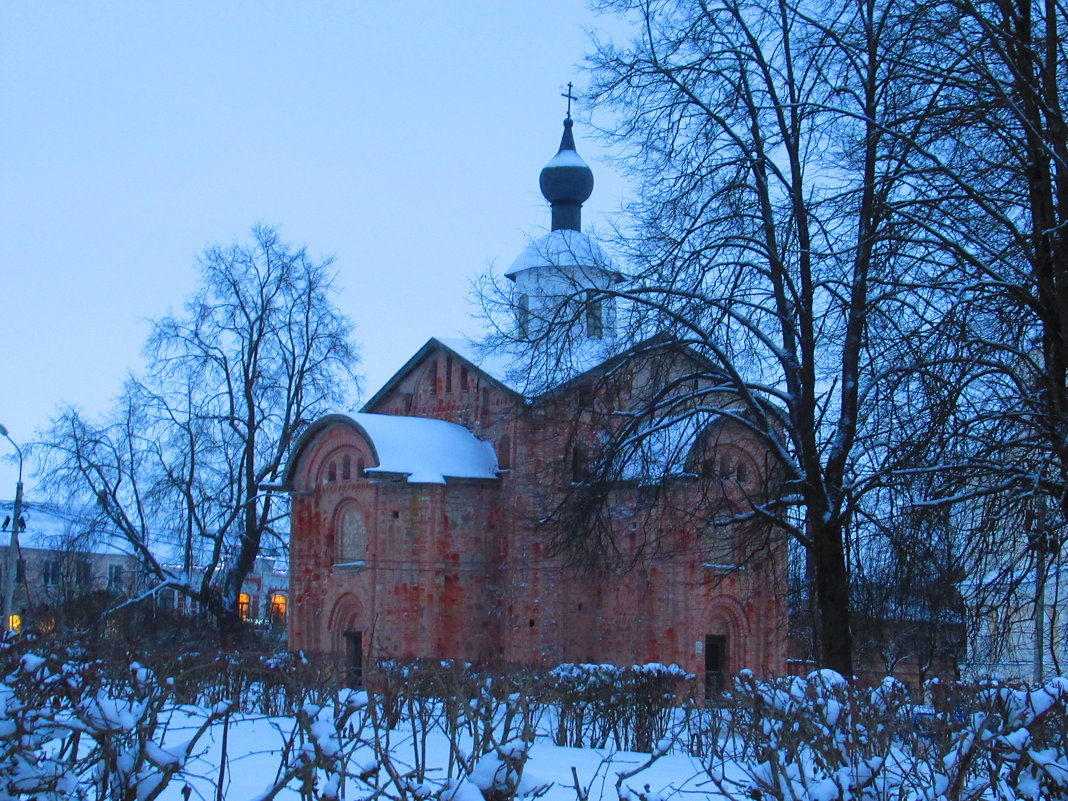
[[271, 593, 287, 622], [238, 593, 251, 621], [7, 615, 21, 633]]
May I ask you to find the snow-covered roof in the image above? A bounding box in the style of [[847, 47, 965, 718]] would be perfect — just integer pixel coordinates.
[[347, 413, 499, 484], [505, 229, 616, 279]]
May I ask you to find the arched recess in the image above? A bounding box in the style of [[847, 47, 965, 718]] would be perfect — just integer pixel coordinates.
[[334, 501, 368, 563], [328, 593, 366, 643], [327, 593, 368, 686], [703, 595, 750, 695]]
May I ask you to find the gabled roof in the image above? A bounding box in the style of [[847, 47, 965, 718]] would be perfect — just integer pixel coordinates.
[[361, 337, 524, 413], [361, 333, 720, 411], [284, 412, 499, 486]]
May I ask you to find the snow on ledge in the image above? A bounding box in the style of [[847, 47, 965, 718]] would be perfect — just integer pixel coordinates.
[[505, 229, 614, 279]]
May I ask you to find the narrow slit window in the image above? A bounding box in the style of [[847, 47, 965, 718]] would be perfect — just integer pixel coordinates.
[[498, 435, 511, 471], [586, 295, 604, 339], [517, 294, 530, 337]]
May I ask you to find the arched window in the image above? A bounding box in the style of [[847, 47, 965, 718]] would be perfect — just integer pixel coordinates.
[[338, 505, 367, 562], [342, 455, 352, 481], [327, 461, 338, 483], [571, 446, 589, 483], [428, 360, 438, 395], [718, 456, 732, 480]]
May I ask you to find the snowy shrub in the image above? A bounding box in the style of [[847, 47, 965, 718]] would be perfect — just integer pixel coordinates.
[[706, 670, 1068, 801], [547, 663, 691, 751], [0, 645, 230, 801]]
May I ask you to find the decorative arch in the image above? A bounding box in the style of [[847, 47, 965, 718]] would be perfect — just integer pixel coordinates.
[[282, 415, 381, 492], [686, 417, 763, 491], [327, 592, 366, 635]]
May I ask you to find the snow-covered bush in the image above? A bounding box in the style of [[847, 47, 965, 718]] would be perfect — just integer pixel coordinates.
[[710, 670, 1068, 801], [547, 662, 691, 751], [0, 640, 230, 801]]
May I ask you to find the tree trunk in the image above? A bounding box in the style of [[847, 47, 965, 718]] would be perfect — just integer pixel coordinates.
[[810, 513, 854, 677]]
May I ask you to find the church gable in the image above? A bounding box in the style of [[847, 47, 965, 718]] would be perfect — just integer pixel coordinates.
[[363, 338, 520, 431]]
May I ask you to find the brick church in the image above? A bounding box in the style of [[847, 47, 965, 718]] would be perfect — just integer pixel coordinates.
[[283, 114, 788, 686]]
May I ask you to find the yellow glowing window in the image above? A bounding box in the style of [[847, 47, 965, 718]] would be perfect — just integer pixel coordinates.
[[271, 593, 287, 621], [237, 593, 251, 621], [7, 615, 21, 633]]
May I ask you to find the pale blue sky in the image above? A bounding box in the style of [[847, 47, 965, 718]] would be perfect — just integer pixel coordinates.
[[0, 2, 631, 492]]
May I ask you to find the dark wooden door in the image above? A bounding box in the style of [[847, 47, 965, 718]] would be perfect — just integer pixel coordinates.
[[705, 634, 727, 697], [345, 630, 363, 688]]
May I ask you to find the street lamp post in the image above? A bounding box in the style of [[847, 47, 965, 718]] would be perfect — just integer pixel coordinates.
[[0, 424, 24, 633]]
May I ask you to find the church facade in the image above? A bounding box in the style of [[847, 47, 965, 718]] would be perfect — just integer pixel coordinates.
[[283, 116, 788, 687]]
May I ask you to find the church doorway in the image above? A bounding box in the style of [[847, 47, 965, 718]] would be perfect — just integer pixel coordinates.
[[345, 630, 363, 688], [705, 634, 727, 697]]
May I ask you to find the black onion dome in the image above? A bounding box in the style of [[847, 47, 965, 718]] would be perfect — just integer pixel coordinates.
[[539, 118, 594, 230]]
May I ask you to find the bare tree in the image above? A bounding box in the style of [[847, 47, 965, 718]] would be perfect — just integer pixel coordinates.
[[849, 0, 1068, 674], [41, 225, 359, 639], [479, 0, 960, 676]]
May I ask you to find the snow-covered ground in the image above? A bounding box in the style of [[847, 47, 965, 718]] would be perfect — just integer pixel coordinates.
[[160, 708, 725, 801], [3, 651, 1067, 801]]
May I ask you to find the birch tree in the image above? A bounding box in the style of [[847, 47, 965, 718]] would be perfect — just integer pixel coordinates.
[[42, 225, 359, 640]]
